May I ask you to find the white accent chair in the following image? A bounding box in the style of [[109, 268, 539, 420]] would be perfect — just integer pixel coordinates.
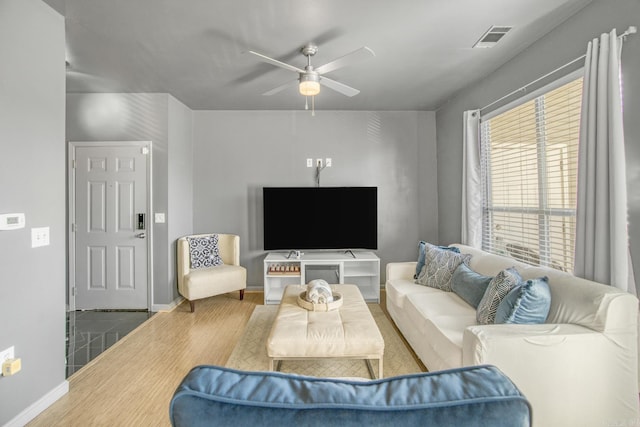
[[177, 233, 247, 312]]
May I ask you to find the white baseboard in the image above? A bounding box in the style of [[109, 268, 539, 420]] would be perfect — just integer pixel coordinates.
[[152, 296, 184, 312], [152, 290, 265, 312], [4, 380, 69, 427]]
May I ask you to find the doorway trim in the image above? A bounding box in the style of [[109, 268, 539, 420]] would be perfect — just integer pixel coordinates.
[[68, 141, 154, 311]]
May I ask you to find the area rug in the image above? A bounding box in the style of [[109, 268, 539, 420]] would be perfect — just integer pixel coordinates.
[[226, 304, 423, 378]]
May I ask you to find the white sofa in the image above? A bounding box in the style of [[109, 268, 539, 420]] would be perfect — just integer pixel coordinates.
[[386, 244, 639, 427]]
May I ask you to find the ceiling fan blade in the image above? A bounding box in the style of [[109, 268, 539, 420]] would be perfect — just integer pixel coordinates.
[[262, 80, 298, 96], [315, 46, 375, 75], [248, 50, 304, 73], [320, 77, 360, 97]]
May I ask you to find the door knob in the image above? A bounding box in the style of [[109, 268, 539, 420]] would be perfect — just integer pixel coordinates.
[[135, 232, 146, 239]]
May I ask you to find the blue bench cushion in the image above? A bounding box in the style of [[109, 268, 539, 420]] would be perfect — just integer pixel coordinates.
[[170, 365, 531, 427]]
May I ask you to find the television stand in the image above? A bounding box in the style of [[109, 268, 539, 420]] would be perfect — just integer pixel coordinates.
[[263, 251, 380, 304]]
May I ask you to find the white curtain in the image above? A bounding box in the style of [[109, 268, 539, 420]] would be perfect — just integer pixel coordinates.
[[461, 109, 482, 248], [574, 29, 635, 294]]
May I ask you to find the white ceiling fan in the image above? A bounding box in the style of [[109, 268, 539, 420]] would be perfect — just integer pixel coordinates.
[[248, 43, 375, 98]]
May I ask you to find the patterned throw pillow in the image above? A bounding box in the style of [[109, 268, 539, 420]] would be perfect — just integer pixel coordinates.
[[476, 267, 522, 325], [414, 241, 460, 279], [187, 235, 224, 269], [416, 243, 471, 291]]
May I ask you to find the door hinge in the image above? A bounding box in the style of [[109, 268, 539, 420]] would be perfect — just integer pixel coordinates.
[[71, 287, 75, 296], [71, 223, 76, 232], [72, 159, 76, 169], [141, 147, 149, 155]]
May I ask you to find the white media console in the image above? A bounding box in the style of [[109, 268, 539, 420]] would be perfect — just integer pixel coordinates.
[[263, 251, 380, 304]]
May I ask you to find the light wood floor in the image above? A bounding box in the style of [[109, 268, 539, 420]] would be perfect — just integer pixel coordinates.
[[28, 290, 424, 426]]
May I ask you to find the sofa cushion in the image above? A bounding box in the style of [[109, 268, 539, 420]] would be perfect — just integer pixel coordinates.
[[495, 276, 551, 324], [170, 365, 532, 427], [386, 278, 441, 310], [183, 265, 245, 300], [476, 267, 522, 325], [451, 263, 493, 308], [518, 266, 624, 330], [415, 241, 460, 279], [416, 244, 471, 291], [187, 235, 223, 269], [405, 292, 477, 367]]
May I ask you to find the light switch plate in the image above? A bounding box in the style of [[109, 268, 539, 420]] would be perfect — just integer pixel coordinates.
[[0, 346, 14, 365], [31, 227, 50, 248]]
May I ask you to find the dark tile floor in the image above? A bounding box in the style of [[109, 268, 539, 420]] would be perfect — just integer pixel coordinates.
[[65, 310, 154, 378]]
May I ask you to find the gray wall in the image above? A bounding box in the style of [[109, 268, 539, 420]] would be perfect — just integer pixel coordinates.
[[0, 0, 66, 424], [192, 110, 437, 286], [435, 0, 640, 289], [418, 113, 439, 245], [167, 97, 194, 301], [66, 93, 191, 307]]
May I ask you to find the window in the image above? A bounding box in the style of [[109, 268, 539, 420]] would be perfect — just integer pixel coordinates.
[[480, 76, 583, 271]]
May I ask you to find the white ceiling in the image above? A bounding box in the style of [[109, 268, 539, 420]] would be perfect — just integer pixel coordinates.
[[44, 0, 593, 111]]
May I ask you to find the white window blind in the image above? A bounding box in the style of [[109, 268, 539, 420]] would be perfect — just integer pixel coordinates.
[[480, 76, 583, 272]]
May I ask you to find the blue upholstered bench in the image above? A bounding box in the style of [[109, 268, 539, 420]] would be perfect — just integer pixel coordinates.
[[170, 365, 531, 426]]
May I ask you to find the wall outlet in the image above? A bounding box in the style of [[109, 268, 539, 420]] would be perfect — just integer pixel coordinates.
[[154, 213, 166, 223], [316, 158, 323, 167], [326, 158, 332, 167], [0, 346, 14, 365], [2, 358, 21, 376], [306, 158, 313, 167]]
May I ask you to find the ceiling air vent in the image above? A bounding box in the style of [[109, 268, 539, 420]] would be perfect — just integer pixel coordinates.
[[473, 26, 512, 48]]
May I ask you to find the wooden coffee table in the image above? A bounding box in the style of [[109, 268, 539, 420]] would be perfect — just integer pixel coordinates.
[[266, 284, 384, 378]]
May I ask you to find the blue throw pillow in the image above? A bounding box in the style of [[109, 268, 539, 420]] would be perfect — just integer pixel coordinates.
[[495, 277, 551, 324], [415, 241, 460, 279], [451, 263, 493, 308]]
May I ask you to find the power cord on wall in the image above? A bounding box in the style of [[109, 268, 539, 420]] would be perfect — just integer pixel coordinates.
[[315, 163, 327, 187]]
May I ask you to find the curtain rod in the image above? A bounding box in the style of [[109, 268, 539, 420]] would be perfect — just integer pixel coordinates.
[[479, 25, 637, 114]]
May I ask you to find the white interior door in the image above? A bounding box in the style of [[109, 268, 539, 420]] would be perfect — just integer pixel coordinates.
[[71, 143, 150, 310]]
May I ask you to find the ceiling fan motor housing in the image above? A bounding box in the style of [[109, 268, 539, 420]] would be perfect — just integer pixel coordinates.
[[301, 44, 318, 57]]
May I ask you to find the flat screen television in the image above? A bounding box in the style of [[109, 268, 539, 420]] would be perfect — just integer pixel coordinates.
[[263, 187, 377, 251]]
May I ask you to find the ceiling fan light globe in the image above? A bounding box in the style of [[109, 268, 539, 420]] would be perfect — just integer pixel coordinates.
[[299, 80, 320, 96], [299, 72, 320, 96]]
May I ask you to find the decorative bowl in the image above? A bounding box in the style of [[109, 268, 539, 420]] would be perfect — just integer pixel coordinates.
[[297, 291, 343, 312]]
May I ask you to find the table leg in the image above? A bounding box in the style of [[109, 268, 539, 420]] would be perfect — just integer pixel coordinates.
[[365, 357, 384, 379], [365, 359, 376, 379]]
